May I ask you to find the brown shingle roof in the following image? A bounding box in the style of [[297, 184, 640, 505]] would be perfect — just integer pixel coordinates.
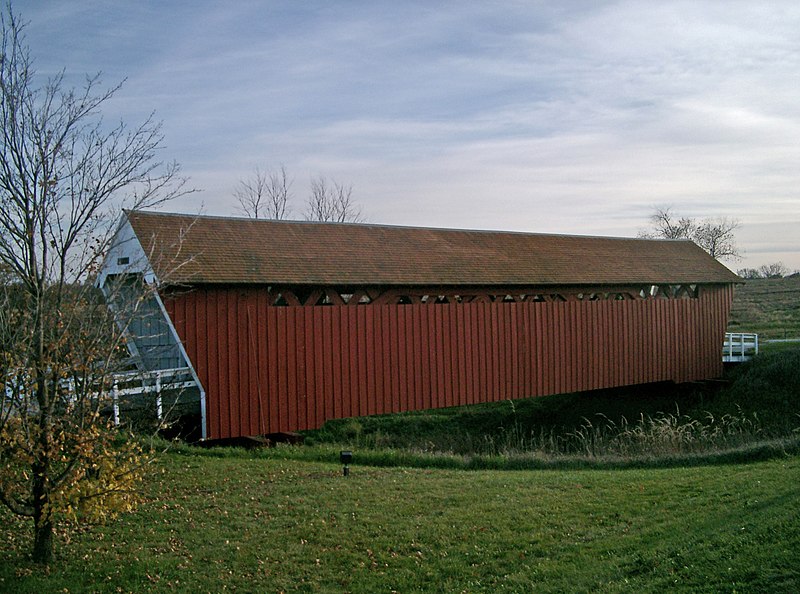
[[126, 210, 741, 286]]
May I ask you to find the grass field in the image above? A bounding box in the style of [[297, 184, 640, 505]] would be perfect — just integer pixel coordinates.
[[1, 450, 798, 593], [728, 276, 800, 339]]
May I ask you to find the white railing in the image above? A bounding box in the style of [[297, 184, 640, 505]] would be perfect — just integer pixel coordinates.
[[723, 332, 758, 362], [5, 366, 199, 424], [110, 367, 198, 425]]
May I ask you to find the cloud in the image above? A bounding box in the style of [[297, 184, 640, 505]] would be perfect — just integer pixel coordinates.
[[22, 1, 800, 270]]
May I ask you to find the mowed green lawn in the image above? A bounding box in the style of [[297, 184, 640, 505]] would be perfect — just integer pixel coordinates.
[[2, 451, 798, 593]]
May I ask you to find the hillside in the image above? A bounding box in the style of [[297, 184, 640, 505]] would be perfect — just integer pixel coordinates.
[[2, 452, 798, 592], [728, 276, 800, 339]]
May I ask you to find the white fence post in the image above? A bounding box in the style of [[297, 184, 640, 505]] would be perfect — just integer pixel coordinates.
[[155, 371, 163, 422], [112, 382, 120, 426]]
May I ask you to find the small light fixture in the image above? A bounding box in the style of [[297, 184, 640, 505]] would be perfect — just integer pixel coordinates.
[[340, 450, 353, 476]]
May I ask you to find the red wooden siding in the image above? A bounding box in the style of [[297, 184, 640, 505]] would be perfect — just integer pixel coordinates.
[[163, 285, 733, 440]]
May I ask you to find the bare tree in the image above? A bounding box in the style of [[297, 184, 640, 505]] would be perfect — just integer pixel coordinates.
[[643, 206, 696, 240], [306, 175, 364, 223], [692, 217, 740, 261], [234, 165, 292, 220], [0, 6, 189, 563], [758, 262, 789, 278], [639, 207, 740, 261], [737, 262, 789, 279], [736, 268, 761, 280]]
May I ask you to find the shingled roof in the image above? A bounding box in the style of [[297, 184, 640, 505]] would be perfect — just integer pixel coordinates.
[[124, 210, 741, 286]]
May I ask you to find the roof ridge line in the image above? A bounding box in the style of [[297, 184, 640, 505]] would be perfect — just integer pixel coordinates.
[[127, 209, 694, 243]]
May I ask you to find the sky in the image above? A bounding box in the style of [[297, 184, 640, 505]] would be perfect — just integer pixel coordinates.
[[21, 1, 800, 273]]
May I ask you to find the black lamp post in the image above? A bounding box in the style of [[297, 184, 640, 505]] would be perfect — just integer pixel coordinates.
[[340, 450, 352, 476]]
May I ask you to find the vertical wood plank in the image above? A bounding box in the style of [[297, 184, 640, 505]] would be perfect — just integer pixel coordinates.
[[220, 290, 233, 438], [430, 305, 440, 409], [569, 302, 579, 392], [297, 307, 310, 430], [519, 303, 530, 396], [365, 306, 376, 416], [535, 303, 544, 396], [358, 306, 370, 417], [596, 301, 606, 389], [236, 292, 249, 436], [325, 308, 339, 422], [303, 307, 315, 430], [276, 308, 288, 432], [336, 308, 348, 419], [269, 307, 280, 432], [372, 308, 383, 415], [490, 302, 499, 400], [313, 307, 325, 428], [349, 307, 360, 419], [477, 303, 489, 402], [453, 305, 463, 406], [245, 293, 259, 436], [632, 300, 642, 387], [204, 291, 219, 439], [254, 290, 268, 435], [451, 305, 463, 406], [379, 307, 391, 414], [418, 306, 430, 411], [389, 305, 408, 412], [495, 304, 506, 400], [465, 304, 476, 405], [284, 307, 296, 431], [510, 304, 520, 398], [405, 306, 417, 412], [442, 306, 453, 408]]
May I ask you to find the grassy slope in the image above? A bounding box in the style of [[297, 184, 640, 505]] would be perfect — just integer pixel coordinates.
[[305, 384, 713, 454], [728, 276, 800, 339], [2, 452, 798, 593]]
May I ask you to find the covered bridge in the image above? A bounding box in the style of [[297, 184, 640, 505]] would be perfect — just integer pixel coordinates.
[[99, 210, 740, 441]]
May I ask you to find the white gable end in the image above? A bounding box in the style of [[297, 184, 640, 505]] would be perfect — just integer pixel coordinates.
[[97, 215, 155, 288]]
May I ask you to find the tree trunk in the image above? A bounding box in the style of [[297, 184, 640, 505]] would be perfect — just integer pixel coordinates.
[[32, 377, 54, 565], [32, 513, 54, 564], [32, 464, 54, 564]]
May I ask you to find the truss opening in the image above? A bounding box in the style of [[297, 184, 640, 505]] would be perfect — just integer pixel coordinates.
[[261, 283, 702, 307]]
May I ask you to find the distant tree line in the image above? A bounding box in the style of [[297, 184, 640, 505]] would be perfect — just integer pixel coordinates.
[[737, 262, 796, 279], [234, 166, 364, 223]]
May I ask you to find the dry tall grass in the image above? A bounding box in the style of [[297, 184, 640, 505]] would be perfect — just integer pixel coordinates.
[[479, 406, 763, 458]]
